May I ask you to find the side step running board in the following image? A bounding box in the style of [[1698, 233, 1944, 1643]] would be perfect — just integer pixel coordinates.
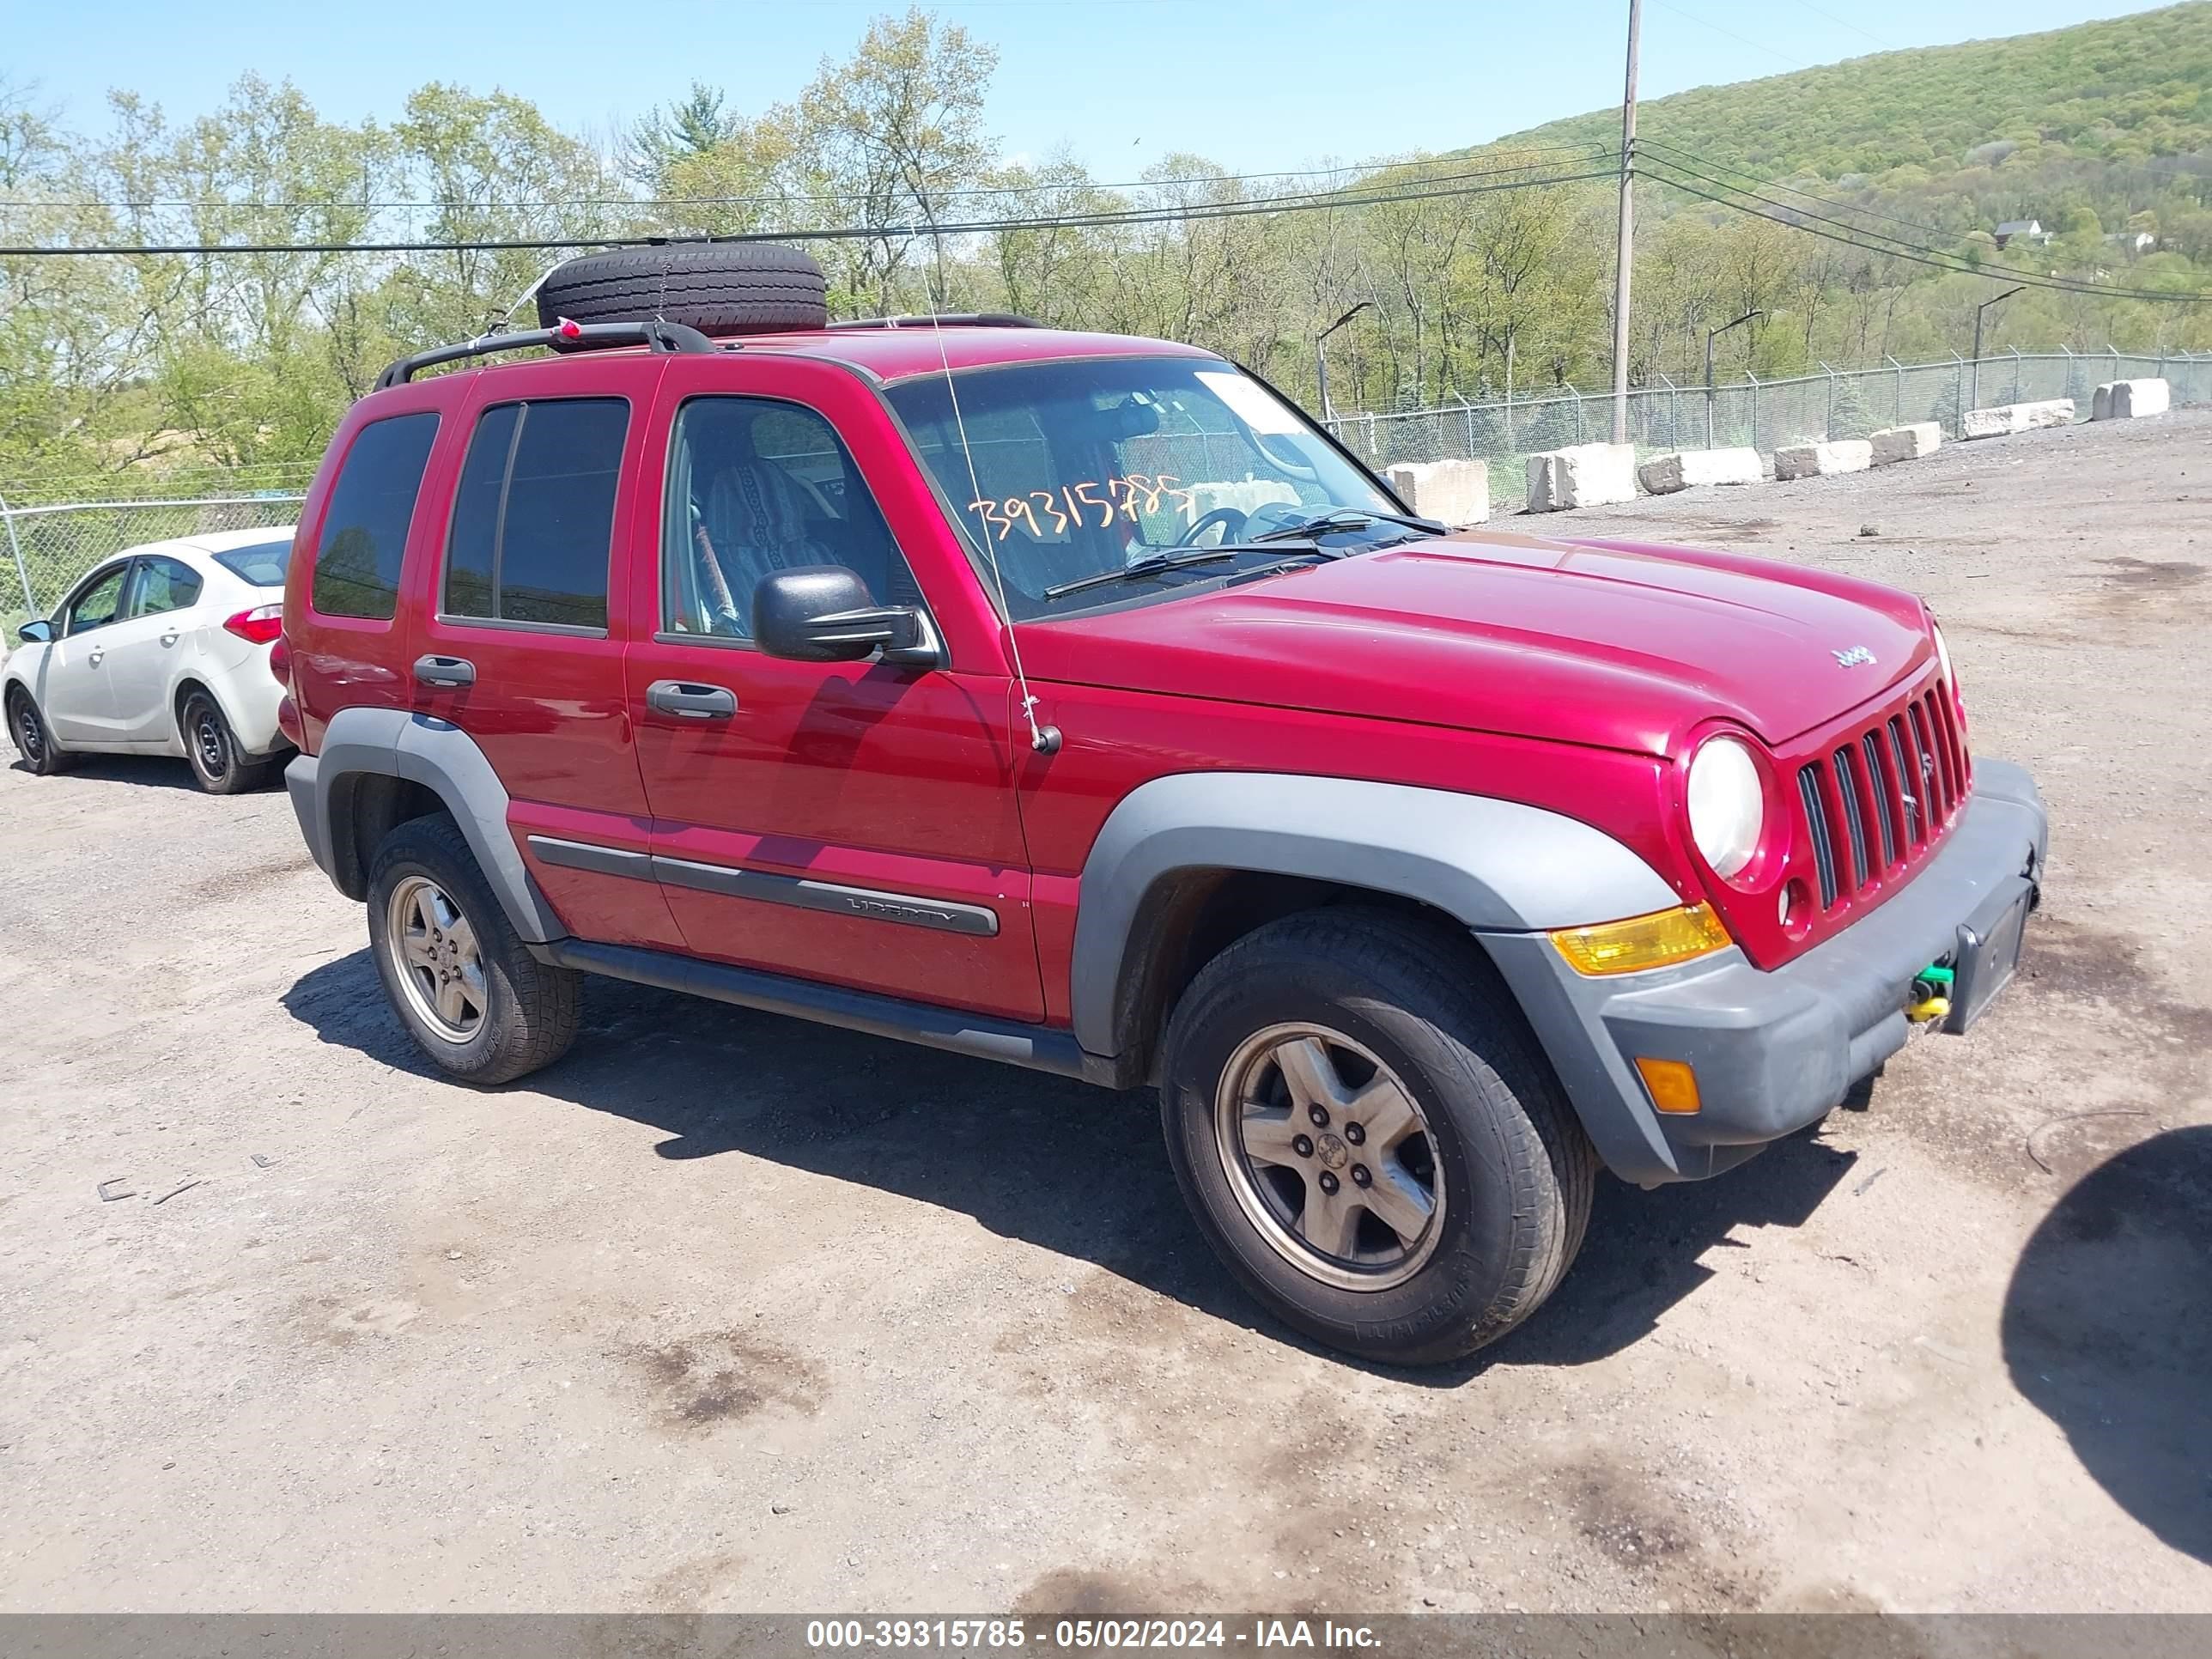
[[536, 938, 1121, 1087]]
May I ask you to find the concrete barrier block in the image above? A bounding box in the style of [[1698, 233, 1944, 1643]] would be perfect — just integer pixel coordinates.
[[1186, 479, 1299, 519], [1385, 459, 1490, 526], [2092, 378, 2170, 420], [1964, 398, 2075, 438], [1638, 447, 1763, 494], [1525, 442, 1637, 512], [1773, 440, 1873, 481], [1870, 422, 1942, 464]]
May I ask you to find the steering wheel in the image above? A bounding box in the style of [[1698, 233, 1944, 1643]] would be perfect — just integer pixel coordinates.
[[1176, 506, 1248, 548]]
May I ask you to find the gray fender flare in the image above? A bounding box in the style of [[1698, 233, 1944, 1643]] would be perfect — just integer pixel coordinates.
[[1068, 771, 1680, 1057], [285, 706, 566, 943]]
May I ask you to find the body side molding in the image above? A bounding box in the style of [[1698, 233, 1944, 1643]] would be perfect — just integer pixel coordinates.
[[527, 835, 1002, 938], [1067, 772, 1680, 1057]]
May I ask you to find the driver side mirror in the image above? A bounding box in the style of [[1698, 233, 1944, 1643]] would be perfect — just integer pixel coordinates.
[[15, 620, 52, 646], [754, 566, 942, 668]]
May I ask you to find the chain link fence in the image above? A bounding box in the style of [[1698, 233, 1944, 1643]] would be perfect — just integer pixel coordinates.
[[1324, 346, 2212, 508], [3, 495, 306, 633]]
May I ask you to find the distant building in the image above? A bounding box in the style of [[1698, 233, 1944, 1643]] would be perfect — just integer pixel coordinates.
[[2104, 229, 2158, 253], [1994, 219, 2051, 247]]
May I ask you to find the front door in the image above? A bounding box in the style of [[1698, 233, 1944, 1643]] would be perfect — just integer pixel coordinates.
[[40, 559, 134, 743], [406, 356, 687, 953], [624, 362, 1042, 1021]]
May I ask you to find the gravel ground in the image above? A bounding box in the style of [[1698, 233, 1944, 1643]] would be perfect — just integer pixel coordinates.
[[1, 410, 2207, 1616]]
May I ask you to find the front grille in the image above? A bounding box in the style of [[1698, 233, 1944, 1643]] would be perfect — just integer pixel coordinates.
[[1796, 684, 1969, 911]]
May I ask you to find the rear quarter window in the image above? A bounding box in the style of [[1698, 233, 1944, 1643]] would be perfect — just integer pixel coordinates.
[[213, 539, 294, 586], [311, 412, 441, 620]]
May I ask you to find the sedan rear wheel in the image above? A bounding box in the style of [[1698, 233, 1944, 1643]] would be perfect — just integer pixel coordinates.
[[179, 690, 270, 794]]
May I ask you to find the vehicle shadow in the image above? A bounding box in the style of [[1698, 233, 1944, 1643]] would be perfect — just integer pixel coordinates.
[[11, 753, 204, 791], [282, 948, 1856, 1376], [2001, 1125, 2211, 1566]]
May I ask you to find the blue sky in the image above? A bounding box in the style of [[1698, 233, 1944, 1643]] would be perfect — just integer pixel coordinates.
[[9, 0, 2173, 176]]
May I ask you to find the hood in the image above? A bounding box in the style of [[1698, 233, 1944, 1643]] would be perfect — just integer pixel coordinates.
[[1018, 527, 1936, 756]]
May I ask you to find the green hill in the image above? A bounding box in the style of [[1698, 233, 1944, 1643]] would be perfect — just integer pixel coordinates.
[[1500, 3, 2212, 177]]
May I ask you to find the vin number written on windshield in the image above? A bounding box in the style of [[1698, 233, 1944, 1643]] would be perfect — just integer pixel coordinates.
[[967, 474, 1195, 540]]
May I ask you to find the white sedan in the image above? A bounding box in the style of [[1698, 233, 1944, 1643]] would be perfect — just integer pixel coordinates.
[[4, 526, 295, 793]]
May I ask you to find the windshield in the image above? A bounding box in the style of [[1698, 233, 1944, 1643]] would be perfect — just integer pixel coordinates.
[[884, 357, 1403, 617], [212, 538, 294, 586]]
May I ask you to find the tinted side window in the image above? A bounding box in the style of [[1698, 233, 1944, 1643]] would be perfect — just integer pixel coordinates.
[[66, 565, 131, 635], [662, 397, 915, 642], [442, 398, 625, 631], [128, 556, 203, 617], [311, 412, 440, 621]]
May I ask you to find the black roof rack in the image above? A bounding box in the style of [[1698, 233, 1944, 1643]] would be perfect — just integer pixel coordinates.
[[824, 313, 1044, 331], [374, 318, 718, 391]]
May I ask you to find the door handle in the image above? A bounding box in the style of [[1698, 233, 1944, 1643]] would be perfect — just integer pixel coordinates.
[[413, 653, 477, 689], [88, 648, 104, 665], [160, 629, 179, 647], [647, 679, 738, 720]]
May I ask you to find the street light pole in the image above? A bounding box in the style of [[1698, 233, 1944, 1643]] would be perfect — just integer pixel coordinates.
[[1704, 309, 1763, 450], [1971, 285, 2025, 412], [1316, 301, 1372, 424], [1610, 0, 1643, 446]]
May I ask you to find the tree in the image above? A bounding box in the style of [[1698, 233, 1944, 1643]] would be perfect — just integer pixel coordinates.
[[625, 83, 744, 192]]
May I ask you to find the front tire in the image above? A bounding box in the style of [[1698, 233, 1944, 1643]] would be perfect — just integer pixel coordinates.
[[8, 688, 70, 776], [367, 814, 581, 1085], [1158, 908, 1595, 1365], [179, 690, 270, 794]]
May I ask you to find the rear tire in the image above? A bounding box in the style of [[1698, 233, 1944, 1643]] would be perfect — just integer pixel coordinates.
[[535, 244, 830, 336], [367, 814, 581, 1085], [179, 690, 270, 794], [1158, 908, 1595, 1365], [6, 688, 70, 776]]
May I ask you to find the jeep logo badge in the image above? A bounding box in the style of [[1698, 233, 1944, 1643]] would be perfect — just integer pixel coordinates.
[[1832, 645, 1876, 667]]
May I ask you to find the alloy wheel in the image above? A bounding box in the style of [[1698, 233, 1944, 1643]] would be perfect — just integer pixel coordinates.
[[1213, 1022, 1445, 1291], [386, 874, 488, 1042], [16, 702, 44, 763]]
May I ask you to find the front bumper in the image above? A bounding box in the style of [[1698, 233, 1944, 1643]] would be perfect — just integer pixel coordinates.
[[1480, 758, 2048, 1185]]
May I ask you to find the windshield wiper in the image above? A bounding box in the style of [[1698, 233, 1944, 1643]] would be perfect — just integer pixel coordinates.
[[1042, 540, 1322, 600], [1249, 507, 1448, 544]]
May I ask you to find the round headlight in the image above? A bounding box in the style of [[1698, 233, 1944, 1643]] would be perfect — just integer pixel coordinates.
[[1932, 621, 1954, 687], [1687, 736, 1765, 880]]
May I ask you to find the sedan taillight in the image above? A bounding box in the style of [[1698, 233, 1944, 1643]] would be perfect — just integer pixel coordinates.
[[224, 604, 283, 646]]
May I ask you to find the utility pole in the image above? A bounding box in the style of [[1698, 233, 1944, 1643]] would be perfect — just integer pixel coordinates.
[[1610, 0, 1643, 447]]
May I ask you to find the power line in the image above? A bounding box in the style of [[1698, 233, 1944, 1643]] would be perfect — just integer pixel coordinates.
[[1645, 150, 2203, 300], [1650, 0, 1808, 69], [0, 158, 1620, 258], [1635, 138, 1962, 239], [1645, 161, 2210, 303], [0, 142, 1610, 214], [1784, 0, 1894, 52]]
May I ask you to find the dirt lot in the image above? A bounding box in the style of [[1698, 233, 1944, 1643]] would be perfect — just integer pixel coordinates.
[[2, 410, 2208, 1617]]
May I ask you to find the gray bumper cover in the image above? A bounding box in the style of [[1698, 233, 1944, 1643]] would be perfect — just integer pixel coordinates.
[[1481, 758, 2049, 1186]]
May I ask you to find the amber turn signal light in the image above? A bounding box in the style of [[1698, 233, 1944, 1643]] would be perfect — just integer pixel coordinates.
[[1633, 1056, 1703, 1115], [1549, 902, 1733, 976]]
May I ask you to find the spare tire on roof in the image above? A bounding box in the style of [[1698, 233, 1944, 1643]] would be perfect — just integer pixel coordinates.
[[535, 243, 829, 337]]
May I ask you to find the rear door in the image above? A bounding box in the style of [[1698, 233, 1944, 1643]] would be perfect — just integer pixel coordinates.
[[105, 554, 206, 744], [623, 354, 1042, 1019], [40, 560, 135, 743], [407, 355, 686, 953]]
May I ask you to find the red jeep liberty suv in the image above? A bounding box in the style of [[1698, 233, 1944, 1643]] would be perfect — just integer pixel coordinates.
[[278, 245, 2047, 1364]]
